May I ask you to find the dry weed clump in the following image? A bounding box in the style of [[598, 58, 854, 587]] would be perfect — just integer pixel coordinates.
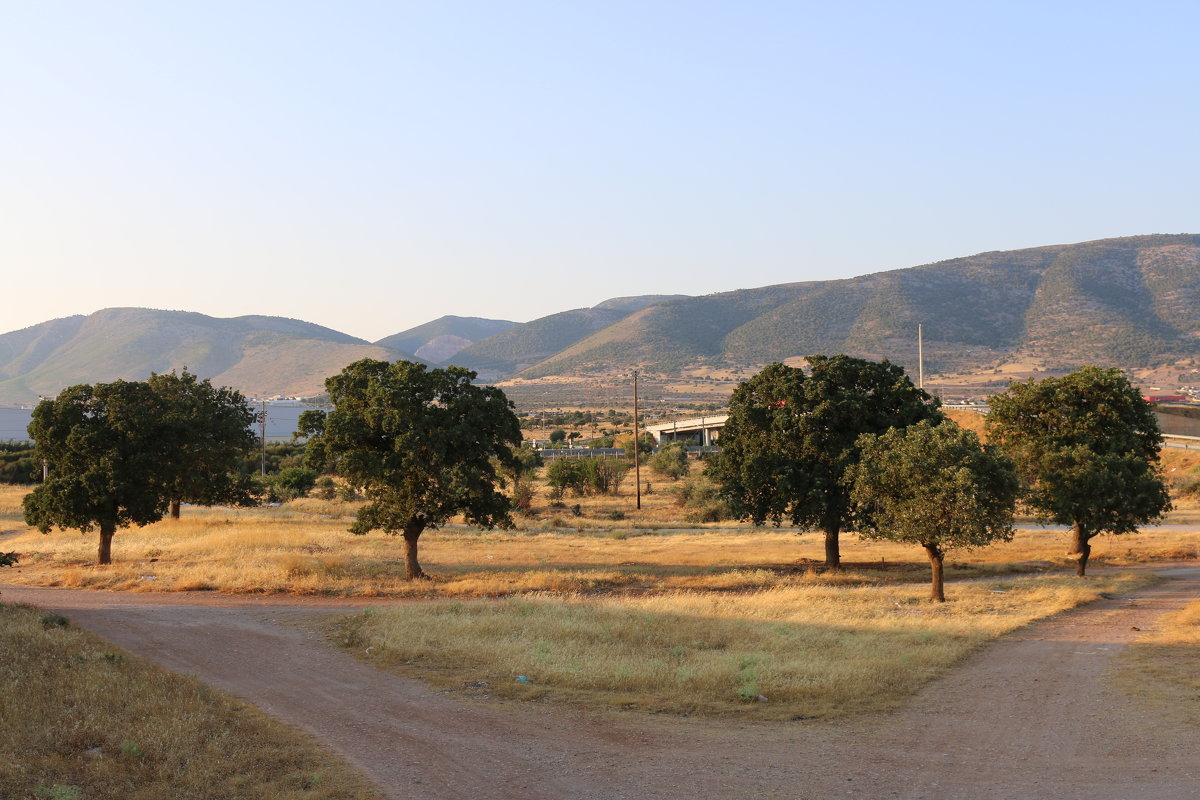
[[342, 573, 1153, 719], [0, 603, 378, 800], [1112, 598, 1200, 724]]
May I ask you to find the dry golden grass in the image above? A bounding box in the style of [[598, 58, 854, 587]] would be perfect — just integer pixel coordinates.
[[0, 603, 378, 800], [4, 483, 1198, 598], [341, 572, 1154, 719], [4, 453, 1199, 599], [1112, 598, 1200, 724], [942, 407, 987, 435], [0, 483, 26, 525]]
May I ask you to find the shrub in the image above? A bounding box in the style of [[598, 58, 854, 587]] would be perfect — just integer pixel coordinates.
[[546, 458, 631, 496], [670, 474, 732, 523], [268, 467, 319, 501], [649, 444, 689, 480], [546, 459, 586, 495], [1173, 472, 1200, 498], [512, 482, 535, 513], [314, 476, 337, 500]]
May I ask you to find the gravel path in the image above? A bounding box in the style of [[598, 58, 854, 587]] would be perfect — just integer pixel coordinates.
[[4, 566, 1199, 800]]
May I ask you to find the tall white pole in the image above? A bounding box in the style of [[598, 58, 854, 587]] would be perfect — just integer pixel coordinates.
[[918, 324, 924, 390]]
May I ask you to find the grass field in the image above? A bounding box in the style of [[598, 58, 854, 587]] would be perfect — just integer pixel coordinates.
[[0, 603, 378, 800], [341, 572, 1155, 719], [2, 472, 1192, 723], [3, 479, 1198, 598], [1112, 597, 1200, 724]]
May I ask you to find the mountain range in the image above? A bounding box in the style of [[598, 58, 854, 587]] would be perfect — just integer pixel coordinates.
[[2, 234, 1198, 405]]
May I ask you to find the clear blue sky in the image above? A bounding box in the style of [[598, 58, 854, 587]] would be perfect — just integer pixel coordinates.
[[2, 1, 1197, 342]]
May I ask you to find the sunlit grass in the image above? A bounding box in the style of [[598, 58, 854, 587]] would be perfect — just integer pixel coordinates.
[[342, 572, 1155, 719], [3, 478, 1198, 598], [0, 603, 378, 800], [1112, 598, 1200, 724]]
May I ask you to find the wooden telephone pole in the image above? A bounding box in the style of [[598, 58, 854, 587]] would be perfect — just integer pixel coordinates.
[[259, 401, 268, 476], [633, 369, 641, 510]]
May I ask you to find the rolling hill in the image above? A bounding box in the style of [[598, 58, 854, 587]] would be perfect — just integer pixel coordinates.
[[374, 315, 518, 363], [510, 234, 1200, 380], [447, 295, 688, 379], [3, 235, 1200, 405], [0, 308, 420, 404]]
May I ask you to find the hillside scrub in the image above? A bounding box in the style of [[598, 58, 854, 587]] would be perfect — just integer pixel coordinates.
[[0, 603, 378, 799]]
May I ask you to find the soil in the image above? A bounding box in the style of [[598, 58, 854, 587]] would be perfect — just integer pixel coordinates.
[[4, 566, 1199, 800]]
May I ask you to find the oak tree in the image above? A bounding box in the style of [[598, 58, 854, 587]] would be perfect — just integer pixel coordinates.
[[298, 359, 521, 579], [849, 421, 1019, 601], [708, 357, 940, 567], [986, 366, 1170, 576], [147, 369, 258, 518], [23, 381, 176, 564]]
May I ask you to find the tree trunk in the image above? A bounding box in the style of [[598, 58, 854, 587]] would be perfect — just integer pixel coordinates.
[[1070, 521, 1091, 577], [97, 523, 115, 565], [402, 519, 427, 580], [169, 499, 181, 519], [925, 543, 945, 602], [823, 525, 841, 569]]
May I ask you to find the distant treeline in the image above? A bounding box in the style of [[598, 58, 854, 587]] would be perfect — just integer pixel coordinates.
[[0, 441, 38, 484], [0, 440, 309, 485]]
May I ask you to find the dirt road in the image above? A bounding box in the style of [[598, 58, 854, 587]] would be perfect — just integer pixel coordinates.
[[5, 568, 1198, 800]]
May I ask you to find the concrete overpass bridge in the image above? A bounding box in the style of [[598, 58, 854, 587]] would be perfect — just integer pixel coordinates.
[[644, 414, 728, 446]]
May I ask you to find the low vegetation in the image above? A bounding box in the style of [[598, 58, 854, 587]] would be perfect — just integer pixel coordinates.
[[4, 480, 1198, 598], [1112, 598, 1200, 724], [0, 603, 377, 800], [341, 573, 1154, 719]]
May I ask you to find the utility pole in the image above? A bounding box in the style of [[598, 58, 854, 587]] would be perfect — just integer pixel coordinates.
[[259, 400, 267, 477], [918, 323, 925, 390], [633, 369, 641, 510]]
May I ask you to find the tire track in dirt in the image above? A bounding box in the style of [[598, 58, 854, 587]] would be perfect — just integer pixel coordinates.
[[4, 567, 1199, 800]]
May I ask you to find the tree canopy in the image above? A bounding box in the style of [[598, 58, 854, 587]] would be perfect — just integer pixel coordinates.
[[147, 369, 258, 518], [985, 366, 1170, 576], [849, 420, 1019, 601], [708, 356, 941, 567], [298, 359, 521, 579], [23, 381, 177, 564]]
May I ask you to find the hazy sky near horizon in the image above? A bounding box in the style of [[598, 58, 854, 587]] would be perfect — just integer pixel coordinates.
[[3, 2, 1198, 342]]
